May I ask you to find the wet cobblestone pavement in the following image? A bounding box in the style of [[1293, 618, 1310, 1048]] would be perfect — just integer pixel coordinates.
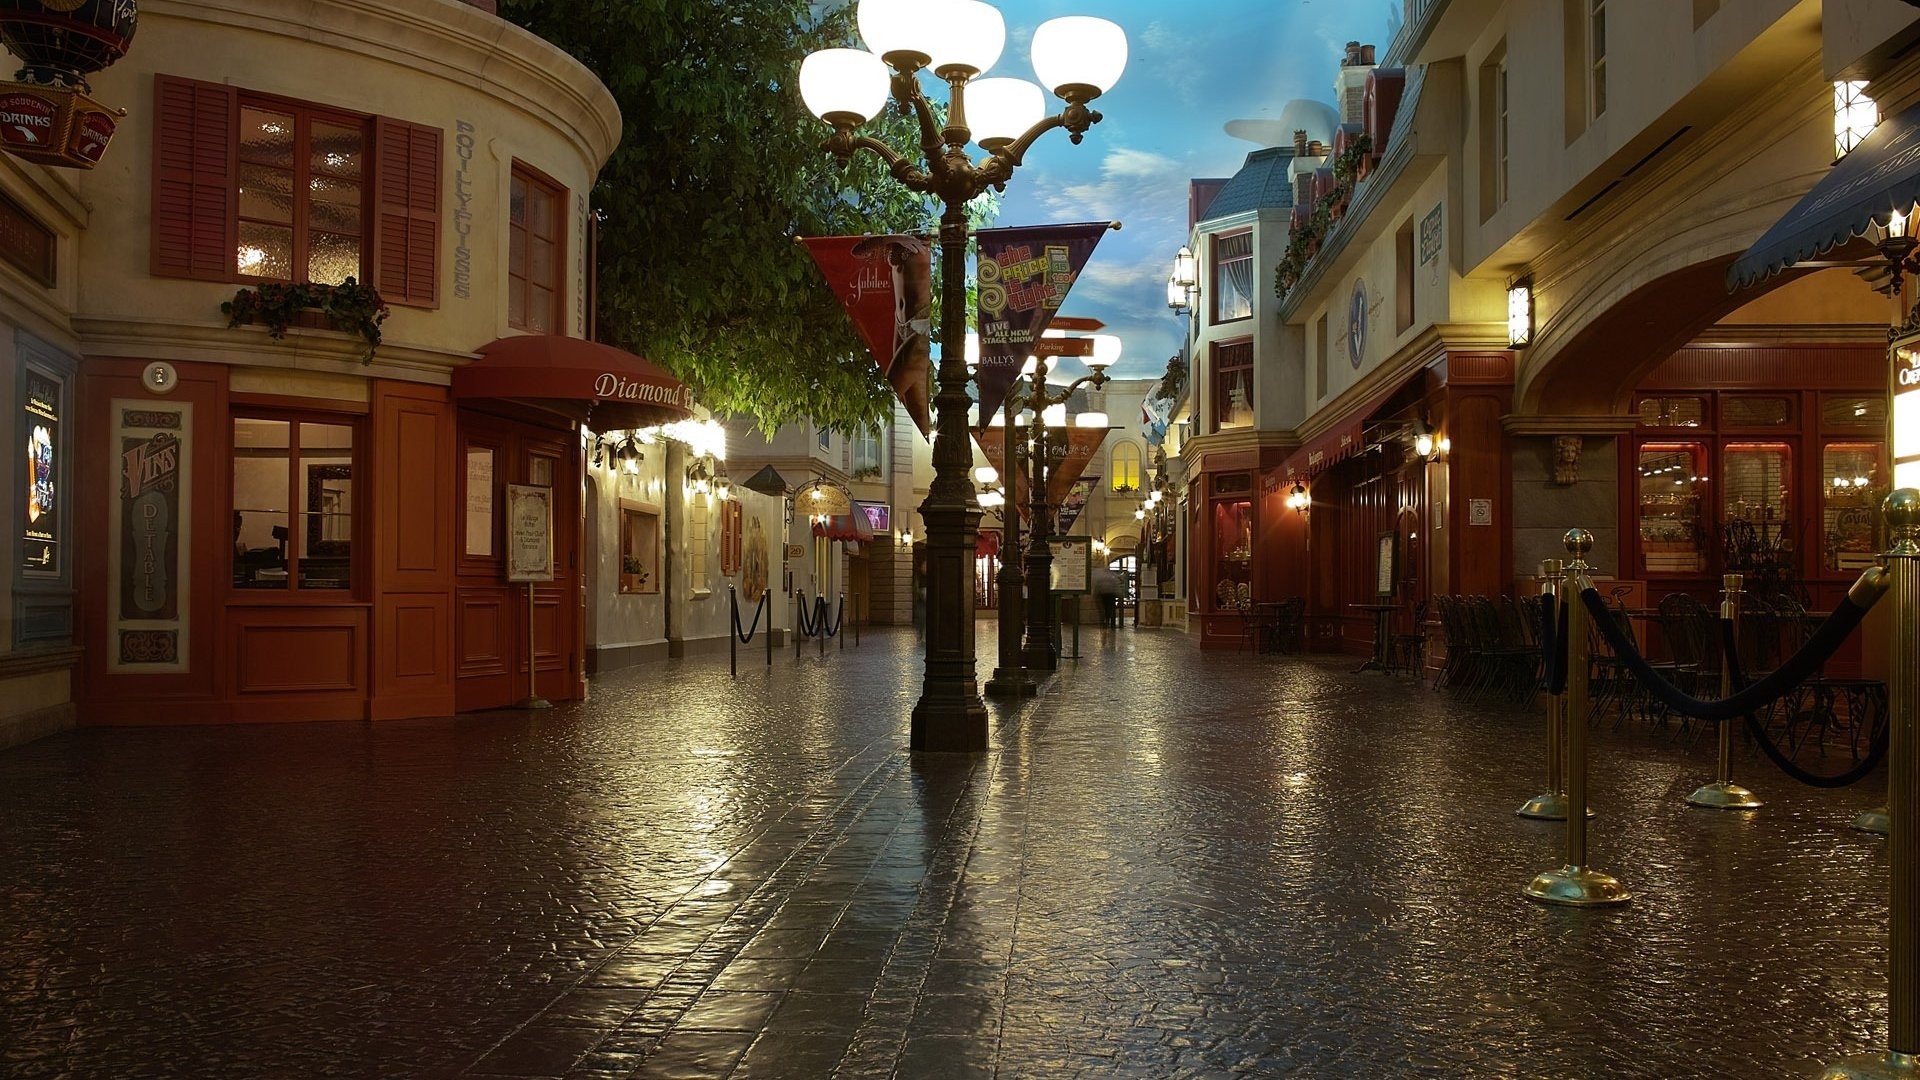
[[0, 625, 1896, 1078]]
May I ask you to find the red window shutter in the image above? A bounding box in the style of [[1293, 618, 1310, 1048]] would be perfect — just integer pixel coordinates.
[[374, 118, 441, 308], [151, 74, 236, 281]]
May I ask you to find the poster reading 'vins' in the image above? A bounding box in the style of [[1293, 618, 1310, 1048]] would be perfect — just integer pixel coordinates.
[[22, 369, 58, 574], [110, 401, 192, 671]]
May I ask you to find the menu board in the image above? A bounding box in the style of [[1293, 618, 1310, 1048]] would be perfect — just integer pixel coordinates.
[[506, 483, 554, 582], [22, 368, 58, 573], [1050, 537, 1091, 595]]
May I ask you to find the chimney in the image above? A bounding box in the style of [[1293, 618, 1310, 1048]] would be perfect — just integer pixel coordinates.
[[1308, 140, 1325, 157], [1345, 41, 1361, 66], [1361, 44, 1376, 65], [1294, 129, 1308, 156]]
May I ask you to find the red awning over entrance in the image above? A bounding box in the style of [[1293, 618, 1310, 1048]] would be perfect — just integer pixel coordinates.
[[812, 512, 874, 543], [454, 335, 695, 431], [1282, 378, 1407, 479]]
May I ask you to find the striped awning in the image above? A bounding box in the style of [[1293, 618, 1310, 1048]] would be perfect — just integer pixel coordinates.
[[1728, 99, 1920, 290]]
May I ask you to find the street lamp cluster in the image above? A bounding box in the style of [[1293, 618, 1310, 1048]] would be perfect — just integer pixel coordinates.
[[799, 0, 1128, 749], [1166, 245, 1197, 314]]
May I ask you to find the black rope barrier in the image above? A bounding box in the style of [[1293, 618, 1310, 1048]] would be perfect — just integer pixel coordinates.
[[795, 590, 818, 638], [821, 595, 844, 639], [731, 588, 768, 645], [1577, 583, 1882, 722], [1719, 618, 1888, 788]]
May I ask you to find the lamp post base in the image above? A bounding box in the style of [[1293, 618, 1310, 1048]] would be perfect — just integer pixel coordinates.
[[910, 695, 988, 751], [1854, 807, 1891, 835], [984, 669, 1039, 697], [1521, 864, 1631, 907], [1818, 1052, 1920, 1079], [1515, 792, 1593, 821], [1685, 780, 1762, 810]]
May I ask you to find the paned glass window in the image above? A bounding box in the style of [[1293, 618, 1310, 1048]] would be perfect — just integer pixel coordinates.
[[1722, 396, 1791, 428], [1637, 442, 1707, 574], [1212, 231, 1253, 323], [236, 102, 365, 284], [508, 163, 565, 333], [233, 415, 355, 591], [1821, 442, 1884, 571], [1637, 396, 1705, 428], [1111, 442, 1142, 493], [1589, 0, 1608, 118]]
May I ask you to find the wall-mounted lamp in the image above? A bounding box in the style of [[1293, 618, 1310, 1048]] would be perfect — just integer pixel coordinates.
[[1167, 245, 1197, 315], [687, 459, 713, 495], [1835, 80, 1878, 158], [714, 467, 733, 501], [1285, 482, 1310, 512], [1507, 279, 1533, 348], [1413, 431, 1436, 459], [898, 528, 913, 546]]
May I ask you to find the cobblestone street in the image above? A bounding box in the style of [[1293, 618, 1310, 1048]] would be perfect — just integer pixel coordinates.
[[0, 624, 1895, 1079]]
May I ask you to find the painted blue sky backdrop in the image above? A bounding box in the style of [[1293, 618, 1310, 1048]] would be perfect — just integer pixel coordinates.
[[968, 0, 1398, 382]]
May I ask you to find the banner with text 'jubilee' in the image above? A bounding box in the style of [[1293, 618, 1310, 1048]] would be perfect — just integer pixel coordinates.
[[799, 234, 933, 437], [973, 222, 1114, 421]]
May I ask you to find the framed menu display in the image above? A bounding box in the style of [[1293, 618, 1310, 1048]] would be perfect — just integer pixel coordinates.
[[1375, 531, 1396, 597], [506, 484, 554, 582], [1050, 537, 1091, 594]]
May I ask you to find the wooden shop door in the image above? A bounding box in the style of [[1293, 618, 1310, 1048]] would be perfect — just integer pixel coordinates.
[[454, 409, 579, 712]]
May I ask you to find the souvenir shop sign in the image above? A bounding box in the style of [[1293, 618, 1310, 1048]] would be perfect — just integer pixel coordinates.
[[973, 222, 1115, 420], [22, 368, 58, 574], [0, 83, 123, 169], [800, 234, 933, 436], [110, 401, 190, 671]]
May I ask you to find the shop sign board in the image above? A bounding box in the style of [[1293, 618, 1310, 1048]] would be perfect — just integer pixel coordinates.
[[857, 501, 890, 534], [505, 484, 554, 582], [1894, 333, 1920, 491], [110, 401, 191, 671], [0, 190, 54, 286]]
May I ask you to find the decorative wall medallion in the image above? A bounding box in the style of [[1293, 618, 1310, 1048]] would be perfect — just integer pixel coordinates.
[[1346, 278, 1367, 369], [140, 360, 176, 394]]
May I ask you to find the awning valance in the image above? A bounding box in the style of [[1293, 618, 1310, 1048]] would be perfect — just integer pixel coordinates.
[[812, 512, 873, 543], [1727, 99, 1920, 290], [1282, 378, 1403, 479], [453, 335, 695, 431]]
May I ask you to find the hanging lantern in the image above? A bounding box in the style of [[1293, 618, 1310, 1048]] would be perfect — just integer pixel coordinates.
[[0, 0, 136, 169]]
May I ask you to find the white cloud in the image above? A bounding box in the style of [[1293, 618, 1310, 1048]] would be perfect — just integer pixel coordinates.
[[1033, 146, 1189, 233]]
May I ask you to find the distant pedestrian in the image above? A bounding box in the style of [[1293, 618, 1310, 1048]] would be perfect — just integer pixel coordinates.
[[1092, 566, 1122, 628]]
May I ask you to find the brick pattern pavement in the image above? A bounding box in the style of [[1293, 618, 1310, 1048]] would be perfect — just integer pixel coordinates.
[[0, 624, 1895, 1078]]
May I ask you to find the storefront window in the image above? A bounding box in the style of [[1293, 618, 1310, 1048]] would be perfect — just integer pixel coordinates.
[[232, 416, 355, 591], [1637, 397, 1704, 428], [1821, 442, 1884, 571], [1823, 394, 1886, 430], [1722, 396, 1791, 427], [1722, 441, 1791, 572], [1637, 442, 1707, 574], [1212, 472, 1252, 607]]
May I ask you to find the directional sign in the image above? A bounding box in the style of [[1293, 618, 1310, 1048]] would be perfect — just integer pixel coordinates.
[[1048, 316, 1105, 332], [1033, 337, 1095, 357]]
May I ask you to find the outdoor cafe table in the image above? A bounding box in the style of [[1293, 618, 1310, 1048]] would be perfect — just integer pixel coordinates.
[[1351, 602, 1397, 674]]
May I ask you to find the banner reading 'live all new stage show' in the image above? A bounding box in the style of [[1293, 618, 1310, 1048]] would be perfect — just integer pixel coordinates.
[[799, 234, 933, 437], [974, 222, 1114, 421]]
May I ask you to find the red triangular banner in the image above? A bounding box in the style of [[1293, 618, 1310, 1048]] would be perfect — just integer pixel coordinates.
[[799, 234, 933, 436]]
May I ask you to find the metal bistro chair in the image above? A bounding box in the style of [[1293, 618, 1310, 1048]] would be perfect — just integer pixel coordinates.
[[1391, 600, 1429, 681], [1656, 592, 1717, 738]]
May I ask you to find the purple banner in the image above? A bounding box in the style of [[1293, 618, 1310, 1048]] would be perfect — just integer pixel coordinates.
[[1057, 476, 1097, 536], [973, 222, 1113, 421]]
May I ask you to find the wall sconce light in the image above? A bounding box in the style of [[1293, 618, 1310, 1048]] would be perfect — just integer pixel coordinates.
[[1413, 431, 1436, 459], [1835, 80, 1877, 158], [1133, 505, 1146, 521], [714, 468, 733, 501], [1285, 482, 1310, 512], [1507, 279, 1533, 348], [898, 528, 913, 546], [687, 459, 712, 495], [1172, 245, 1196, 290]]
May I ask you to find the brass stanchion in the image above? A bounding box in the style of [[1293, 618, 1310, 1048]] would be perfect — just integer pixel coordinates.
[[1518, 559, 1573, 820], [1821, 490, 1920, 1080], [1522, 528, 1630, 907], [516, 582, 551, 710], [1688, 573, 1762, 810]]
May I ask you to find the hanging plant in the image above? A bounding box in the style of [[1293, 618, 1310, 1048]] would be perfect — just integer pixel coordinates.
[[220, 277, 390, 364]]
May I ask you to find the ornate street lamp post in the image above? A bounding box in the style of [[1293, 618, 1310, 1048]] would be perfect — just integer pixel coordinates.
[[1017, 337, 1118, 670], [799, 1, 1127, 751]]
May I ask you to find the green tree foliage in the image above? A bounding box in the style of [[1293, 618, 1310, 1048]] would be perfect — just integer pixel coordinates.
[[499, 0, 941, 433]]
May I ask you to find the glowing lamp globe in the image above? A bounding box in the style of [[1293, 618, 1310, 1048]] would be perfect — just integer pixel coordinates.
[[857, 0, 939, 69], [926, 0, 1006, 77], [1031, 16, 1127, 100], [967, 77, 1044, 150], [1085, 333, 1122, 370], [1075, 411, 1109, 429], [799, 49, 890, 125]]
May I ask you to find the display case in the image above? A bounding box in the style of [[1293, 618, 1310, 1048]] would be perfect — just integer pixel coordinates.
[[1211, 472, 1252, 607], [1637, 442, 1707, 574]]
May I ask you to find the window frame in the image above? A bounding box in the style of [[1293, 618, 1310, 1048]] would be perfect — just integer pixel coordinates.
[[1588, 0, 1607, 120], [507, 159, 568, 334], [228, 407, 363, 599], [1211, 338, 1254, 433], [234, 91, 371, 286], [1110, 442, 1142, 493], [1211, 229, 1254, 325], [1495, 53, 1509, 206]]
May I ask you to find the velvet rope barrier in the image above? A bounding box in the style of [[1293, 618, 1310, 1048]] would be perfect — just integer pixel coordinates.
[[795, 590, 817, 638], [732, 589, 768, 645], [1538, 594, 1570, 696], [1577, 568, 1887, 722], [1718, 617, 1888, 788]]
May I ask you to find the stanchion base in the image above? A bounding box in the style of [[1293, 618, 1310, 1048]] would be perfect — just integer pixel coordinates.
[[516, 696, 552, 711], [1852, 807, 1891, 835], [1685, 781, 1762, 810], [1515, 792, 1595, 820], [1521, 864, 1631, 907], [1817, 1051, 1919, 1079], [984, 670, 1039, 698]]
